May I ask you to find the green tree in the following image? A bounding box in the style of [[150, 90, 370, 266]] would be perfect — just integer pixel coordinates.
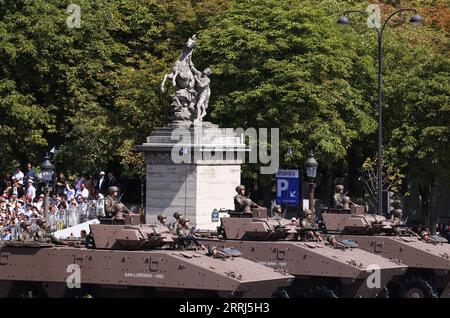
[[194, 0, 377, 202]]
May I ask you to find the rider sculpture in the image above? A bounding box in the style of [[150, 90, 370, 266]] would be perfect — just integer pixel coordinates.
[[161, 35, 211, 126]]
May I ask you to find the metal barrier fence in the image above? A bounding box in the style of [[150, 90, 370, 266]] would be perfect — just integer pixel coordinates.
[[48, 198, 105, 231], [1, 199, 105, 239]]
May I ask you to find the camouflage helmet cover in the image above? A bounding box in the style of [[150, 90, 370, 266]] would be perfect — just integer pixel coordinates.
[[157, 214, 167, 222], [235, 185, 245, 192], [20, 221, 30, 229], [36, 218, 46, 226], [393, 208, 403, 218], [179, 218, 190, 226], [335, 184, 344, 191], [304, 209, 313, 216], [173, 211, 182, 219], [108, 186, 119, 194]]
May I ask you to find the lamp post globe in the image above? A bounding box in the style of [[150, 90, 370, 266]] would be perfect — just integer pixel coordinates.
[[410, 14, 423, 26], [40, 154, 54, 183], [306, 152, 318, 179], [337, 16, 350, 26]]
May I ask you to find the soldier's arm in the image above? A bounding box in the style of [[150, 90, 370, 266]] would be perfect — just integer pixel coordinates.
[[250, 200, 259, 208], [234, 195, 244, 206]]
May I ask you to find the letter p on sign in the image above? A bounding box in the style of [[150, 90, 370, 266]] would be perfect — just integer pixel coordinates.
[[277, 179, 289, 197]]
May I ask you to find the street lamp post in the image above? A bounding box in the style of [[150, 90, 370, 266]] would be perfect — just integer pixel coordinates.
[[337, 9, 423, 215], [40, 154, 54, 221], [306, 152, 318, 212]]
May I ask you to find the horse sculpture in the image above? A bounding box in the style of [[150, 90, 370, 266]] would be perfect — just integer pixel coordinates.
[[161, 35, 211, 126]]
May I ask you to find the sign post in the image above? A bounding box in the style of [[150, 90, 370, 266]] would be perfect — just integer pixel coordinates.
[[276, 170, 300, 210]]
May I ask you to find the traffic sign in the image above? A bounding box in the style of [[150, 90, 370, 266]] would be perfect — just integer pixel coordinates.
[[276, 169, 299, 206]]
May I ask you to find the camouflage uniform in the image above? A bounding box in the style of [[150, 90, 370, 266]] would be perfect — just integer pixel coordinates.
[[19, 230, 32, 241], [105, 186, 130, 219], [105, 186, 119, 217], [233, 185, 258, 212], [35, 226, 48, 242], [301, 210, 314, 229], [301, 210, 322, 242], [176, 219, 200, 249], [273, 205, 283, 219], [301, 218, 313, 229], [34, 219, 61, 244], [330, 185, 344, 209], [18, 222, 32, 241], [170, 212, 184, 234]]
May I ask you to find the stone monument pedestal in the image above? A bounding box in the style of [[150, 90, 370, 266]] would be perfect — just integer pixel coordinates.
[[136, 123, 246, 230]]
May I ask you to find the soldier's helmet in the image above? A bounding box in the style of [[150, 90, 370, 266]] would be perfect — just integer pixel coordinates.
[[335, 184, 344, 191], [272, 205, 282, 212], [179, 218, 190, 226], [327, 234, 336, 243], [420, 231, 429, 238], [392, 208, 403, 218], [304, 209, 313, 216], [207, 245, 216, 254], [235, 185, 245, 193], [108, 186, 119, 194], [20, 222, 30, 229], [173, 211, 182, 219], [157, 214, 167, 222], [36, 218, 46, 226]]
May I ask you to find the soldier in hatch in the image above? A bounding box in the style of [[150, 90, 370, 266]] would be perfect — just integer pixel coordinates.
[[234, 185, 260, 212], [327, 234, 338, 248], [105, 186, 130, 221], [170, 211, 184, 234], [272, 205, 284, 219], [157, 214, 167, 226], [34, 218, 64, 244], [330, 185, 344, 209], [301, 209, 323, 242], [19, 222, 32, 241], [176, 218, 205, 250]]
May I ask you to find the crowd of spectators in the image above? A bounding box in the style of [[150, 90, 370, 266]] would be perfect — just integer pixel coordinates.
[[0, 163, 119, 239]]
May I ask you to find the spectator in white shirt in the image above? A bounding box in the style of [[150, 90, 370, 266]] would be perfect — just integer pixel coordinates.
[[76, 183, 89, 199], [26, 179, 36, 200], [13, 166, 24, 185], [65, 183, 75, 201]]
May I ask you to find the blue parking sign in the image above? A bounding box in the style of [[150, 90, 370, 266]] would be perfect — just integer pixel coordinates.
[[276, 169, 299, 206]]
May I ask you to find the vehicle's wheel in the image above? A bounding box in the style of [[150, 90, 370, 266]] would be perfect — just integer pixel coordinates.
[[397, 277, 438, 298], [274, 289, 290, 298], [304, 286, 338, 298], [13, 283, 46, 298], [376, 287, 390, 298]]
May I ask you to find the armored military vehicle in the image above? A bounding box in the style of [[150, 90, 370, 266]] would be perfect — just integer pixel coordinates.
[[321, 205, 450, 298], [194, 211, 408, 298], [0, 215, 293, 298]]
